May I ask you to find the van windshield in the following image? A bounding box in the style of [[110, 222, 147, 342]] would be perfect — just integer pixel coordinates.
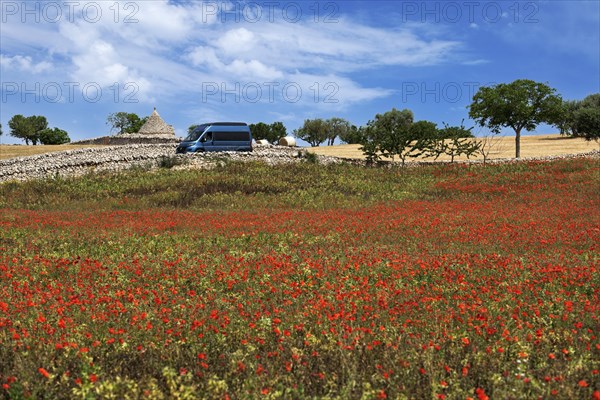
[[184, 124, 208, 141]]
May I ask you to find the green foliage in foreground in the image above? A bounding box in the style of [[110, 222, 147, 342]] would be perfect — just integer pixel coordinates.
[[0, 161, 436, 212]]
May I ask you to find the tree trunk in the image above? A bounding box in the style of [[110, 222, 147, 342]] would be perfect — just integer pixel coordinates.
[[515, 128, 521, 159]]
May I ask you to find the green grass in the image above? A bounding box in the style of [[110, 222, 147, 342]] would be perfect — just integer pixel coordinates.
[[0, 161, 437, 211]]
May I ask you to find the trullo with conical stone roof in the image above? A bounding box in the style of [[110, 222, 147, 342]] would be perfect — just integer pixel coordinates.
[[124, 107, 176, 139]]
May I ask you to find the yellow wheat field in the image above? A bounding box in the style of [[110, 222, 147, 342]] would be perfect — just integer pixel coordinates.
[[307, 134, 599, 161]]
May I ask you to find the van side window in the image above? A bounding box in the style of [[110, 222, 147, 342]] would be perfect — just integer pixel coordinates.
[[218, 131, 250, 141], [202, 132, 212, 142]]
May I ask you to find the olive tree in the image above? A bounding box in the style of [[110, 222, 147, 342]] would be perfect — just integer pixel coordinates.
[[293, 119, 328, 147], [432, 121, 480, 163], [360, 108, 421, 165], [339, 125, 364, 144], [270, 122, 287, 142], [107, 112, 147, 134], [8, 115, 48, 145], [249, 122, 272, 142], [39, 127, 71, 145], [248, 122, 286, 144], [325, 117, 351, 146], [559, 94, 600, 141], [469, 79, 563, 158]]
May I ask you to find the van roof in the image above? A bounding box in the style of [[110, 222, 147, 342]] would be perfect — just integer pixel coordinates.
[[206, 122, 248, 126]]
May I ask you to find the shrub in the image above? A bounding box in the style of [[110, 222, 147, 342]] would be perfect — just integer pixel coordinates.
[[158, 155, 185, 169]]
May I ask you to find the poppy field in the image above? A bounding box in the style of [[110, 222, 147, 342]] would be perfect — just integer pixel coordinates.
[[0, 158, 599, 399]]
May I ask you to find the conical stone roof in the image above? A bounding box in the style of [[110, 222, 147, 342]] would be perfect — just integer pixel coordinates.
[[136, 108, 175, 137]]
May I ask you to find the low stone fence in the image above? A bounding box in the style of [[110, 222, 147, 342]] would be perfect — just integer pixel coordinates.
[[0, 144, 597, 183], [0, 144, 177, 182], [0, 144, 341, 183]]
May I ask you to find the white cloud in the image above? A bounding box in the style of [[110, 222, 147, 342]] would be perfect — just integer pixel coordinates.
[[287, 72, 393, 107], [0, 1, 469, 116], [225, 59, 284, 80], [217, 28, 257, 54], [187, 46, 223, 69], [179, 14, 461, 96], [462, 59, 489, 66], [0, 54, 52, 73], [67, 40, 153, 102], [217, 19, 461, 72], [186, 46, 284, 81]]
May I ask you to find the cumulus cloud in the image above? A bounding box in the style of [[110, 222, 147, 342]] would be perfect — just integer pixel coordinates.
[[0, 54, 52, 73], [180, 13, 461, 104], [225, 59, 284, 80], [0, 0, 467, 109], [204, 19, 461, 73], [187, 46, 223, 69], [66, 40, 152, 102], [216, 28, 257, 55]]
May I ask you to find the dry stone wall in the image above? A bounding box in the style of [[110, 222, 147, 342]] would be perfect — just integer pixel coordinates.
[[0, 144, 597, 183], [0, 144, 176, 182], [0, 145, 341, 183]]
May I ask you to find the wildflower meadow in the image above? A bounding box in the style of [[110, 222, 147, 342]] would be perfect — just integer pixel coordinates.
[[0, 158, 598, 399]]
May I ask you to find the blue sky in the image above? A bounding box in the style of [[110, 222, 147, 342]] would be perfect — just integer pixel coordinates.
[[1, 0, 599, 145]]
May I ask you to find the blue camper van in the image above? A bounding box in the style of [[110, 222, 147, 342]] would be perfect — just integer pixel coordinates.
[[176, 122, 252, 153]]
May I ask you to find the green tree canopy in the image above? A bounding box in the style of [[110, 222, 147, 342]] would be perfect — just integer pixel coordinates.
[[469, 79, 563, 158], [559, 93, 600, 141], [107, 112, 147, 134], [127, 114, 148, 133], [293, 119, 328, 147], [8, 115, 48, 145], [432, 121, 481, 162], [558, 100, 581, 136], [409, 120, 438, 141], [575, 107, 600, 142], [39, 127, 71, 145], [249, 122, 271, 143], [270, 122, 287, 142], [339, 125, 363, 145], [325, 118, 351, 146], [361, 108, 419, 164], [248, 122, 286, 144]]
